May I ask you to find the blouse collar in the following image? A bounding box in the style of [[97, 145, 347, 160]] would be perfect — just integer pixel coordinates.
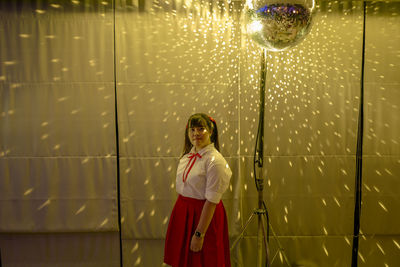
[[189, 143, 215, 156]]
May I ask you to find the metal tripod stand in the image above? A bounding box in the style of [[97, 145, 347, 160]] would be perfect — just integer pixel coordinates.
[[230, 49, 292, 267]]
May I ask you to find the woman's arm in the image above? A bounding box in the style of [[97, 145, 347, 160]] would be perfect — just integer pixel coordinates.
[[190, 200, 217, 252]]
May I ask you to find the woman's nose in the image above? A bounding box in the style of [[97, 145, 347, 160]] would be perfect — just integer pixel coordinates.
[[193, 128, 201, 135]]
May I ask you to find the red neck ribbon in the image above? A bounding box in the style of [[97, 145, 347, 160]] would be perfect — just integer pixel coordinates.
[[182, 153, 202, 183]]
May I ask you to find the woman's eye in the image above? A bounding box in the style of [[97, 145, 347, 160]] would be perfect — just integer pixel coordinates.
[[189, 127, 206, 133]]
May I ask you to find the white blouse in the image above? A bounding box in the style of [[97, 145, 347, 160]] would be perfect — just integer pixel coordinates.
[[176, 143, 232, 204]]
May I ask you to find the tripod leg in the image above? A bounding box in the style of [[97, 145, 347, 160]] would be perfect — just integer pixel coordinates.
[[230, 212, 257, 251], [260, 212, 270, 267], [269, 222, 292, 267]]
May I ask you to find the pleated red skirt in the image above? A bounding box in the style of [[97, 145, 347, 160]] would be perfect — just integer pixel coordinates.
[[164, 195, 231, 267]]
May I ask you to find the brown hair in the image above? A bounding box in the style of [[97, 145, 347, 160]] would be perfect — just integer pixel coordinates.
[[181, 113, 220, 156]]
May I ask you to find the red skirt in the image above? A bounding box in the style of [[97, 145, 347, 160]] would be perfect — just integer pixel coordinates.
[[164, 195, 231, 267]]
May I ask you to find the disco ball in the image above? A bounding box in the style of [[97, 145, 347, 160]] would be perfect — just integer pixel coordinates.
[[245, 0, 315, 51]]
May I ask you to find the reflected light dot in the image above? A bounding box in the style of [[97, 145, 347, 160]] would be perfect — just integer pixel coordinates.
[[136, 212, 144, 222], [23, 188, 34, 196], [393, 239, 400, 250], [99, 218, 108, 227], [130, 242, 139, 253], [134, 257, 141, 266], [358, 251, 365, 263], [163, 216, 169, 225], [378, 201, 388, 212], [75, 205, 86, 215], [376, 242, 385, 255], [322, 243, 329, 256]]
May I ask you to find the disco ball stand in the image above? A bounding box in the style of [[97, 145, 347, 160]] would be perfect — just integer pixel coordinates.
[[230, 1, 315, 266]]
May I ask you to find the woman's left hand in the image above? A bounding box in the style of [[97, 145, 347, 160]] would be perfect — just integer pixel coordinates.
[[190, 234, 204, 252]]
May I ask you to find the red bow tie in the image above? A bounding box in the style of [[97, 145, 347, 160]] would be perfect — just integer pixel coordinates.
[[182, 153, 202, 183]]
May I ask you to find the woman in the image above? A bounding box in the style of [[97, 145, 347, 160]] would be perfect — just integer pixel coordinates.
[[164, 113, 232, 267]]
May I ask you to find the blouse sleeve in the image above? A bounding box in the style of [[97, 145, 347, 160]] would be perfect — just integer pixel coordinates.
[[205, 154, 232, 204]]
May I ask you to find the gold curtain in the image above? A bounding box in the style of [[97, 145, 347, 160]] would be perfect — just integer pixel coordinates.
[[0, 1, 399, 266]]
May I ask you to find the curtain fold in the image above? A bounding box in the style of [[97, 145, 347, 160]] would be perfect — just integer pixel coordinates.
[[0, 1, 118, 232]]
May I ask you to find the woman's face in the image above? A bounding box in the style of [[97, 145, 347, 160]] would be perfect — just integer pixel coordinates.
[[188, 122, 212, 151]]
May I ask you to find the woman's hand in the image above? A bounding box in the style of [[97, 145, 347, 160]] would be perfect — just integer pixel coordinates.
[[190, 234, 204, 252]]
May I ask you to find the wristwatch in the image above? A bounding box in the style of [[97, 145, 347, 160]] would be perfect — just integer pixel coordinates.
[[194, 230, 205, 238]]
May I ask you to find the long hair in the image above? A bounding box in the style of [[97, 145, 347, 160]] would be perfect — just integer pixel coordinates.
[[181, 113, 220, 157]]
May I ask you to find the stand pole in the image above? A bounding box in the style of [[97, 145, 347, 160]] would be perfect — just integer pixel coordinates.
[[230, 49, 291, 267], [231, 49, 269, 267], [256, 48, 267, 267], [257, 184, 268, 267]]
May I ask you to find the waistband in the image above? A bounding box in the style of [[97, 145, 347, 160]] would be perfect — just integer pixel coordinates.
[[178, 194, 206, 204], [178, 194, 223, 206]]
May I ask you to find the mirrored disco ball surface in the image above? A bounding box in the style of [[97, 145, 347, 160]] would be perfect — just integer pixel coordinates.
[[246, 0, 314, 51]]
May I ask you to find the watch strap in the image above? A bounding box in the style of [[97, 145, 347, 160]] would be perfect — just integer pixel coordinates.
[[194, 230, 205, 238]]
